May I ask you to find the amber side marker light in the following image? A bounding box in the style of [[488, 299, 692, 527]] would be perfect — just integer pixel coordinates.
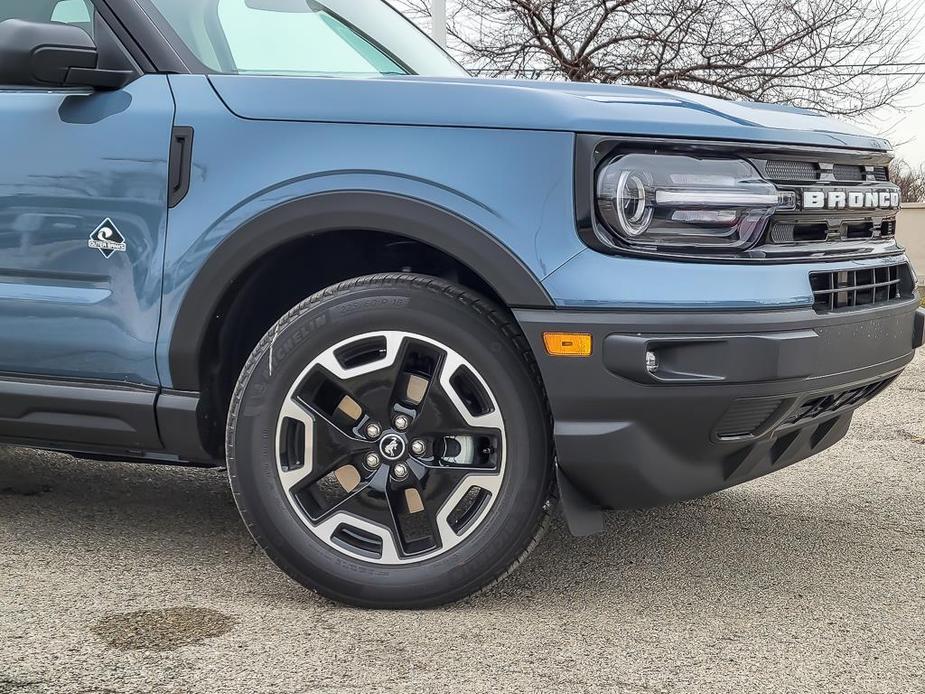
[[543, 332, 592, 357]]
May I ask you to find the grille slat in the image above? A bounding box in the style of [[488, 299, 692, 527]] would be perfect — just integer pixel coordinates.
[[716, 376, 897, 440], [810, 263, 910, 312], [811, 278, 900, 296]]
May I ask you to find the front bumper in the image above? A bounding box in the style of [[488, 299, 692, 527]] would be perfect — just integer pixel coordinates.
[[516, 298, 925, 510]]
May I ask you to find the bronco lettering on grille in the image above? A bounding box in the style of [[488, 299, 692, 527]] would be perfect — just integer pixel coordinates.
[[802, 189, 900, 211]]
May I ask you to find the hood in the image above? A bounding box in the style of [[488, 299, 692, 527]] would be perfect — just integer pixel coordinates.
[[209, 74, 891, 152]]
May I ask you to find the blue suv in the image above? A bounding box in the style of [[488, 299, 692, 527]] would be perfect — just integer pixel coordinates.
[[1, 0, 921, 608]]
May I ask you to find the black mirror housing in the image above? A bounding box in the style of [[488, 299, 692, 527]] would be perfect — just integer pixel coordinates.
[[0, 19, 131, 90]]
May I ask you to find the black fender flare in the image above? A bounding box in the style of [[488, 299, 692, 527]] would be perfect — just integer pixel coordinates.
[[168, 190, 554, 391]]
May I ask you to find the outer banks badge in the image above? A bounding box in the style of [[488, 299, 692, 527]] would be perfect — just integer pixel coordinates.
[[88, 218, 127, 258]]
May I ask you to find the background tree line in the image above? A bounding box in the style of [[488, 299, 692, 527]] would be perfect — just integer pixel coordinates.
[[396, 0, 923, 117], [891, 160, 925, 202]]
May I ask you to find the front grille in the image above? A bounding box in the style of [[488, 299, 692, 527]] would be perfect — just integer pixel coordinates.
[[784, 378, 895, 426], [809, 263, 911, 312], [833, 164, 863, 181], [770, 221, 828, 243], [769, 222, 796, 243], [770, 217, 896, 244], [765, 160, 816, 181], [763, 160, 889, 182], [755, 153, 897, 257]]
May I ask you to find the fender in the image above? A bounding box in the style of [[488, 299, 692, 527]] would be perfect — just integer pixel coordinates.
[[168, 190, 555, 391]]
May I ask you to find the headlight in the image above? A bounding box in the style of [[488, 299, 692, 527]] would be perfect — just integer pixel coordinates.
[[596, 153, 779, 252]]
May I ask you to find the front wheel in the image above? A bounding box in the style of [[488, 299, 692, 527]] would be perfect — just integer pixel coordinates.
[[226, 274, 553, 608]]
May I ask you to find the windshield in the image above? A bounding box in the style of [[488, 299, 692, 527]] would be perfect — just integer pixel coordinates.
[[134, 0, 467, 77]]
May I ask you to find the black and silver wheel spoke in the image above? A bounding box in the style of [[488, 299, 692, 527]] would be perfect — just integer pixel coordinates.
[[410, 377, 483, 438], [408, 462, 500, 548], [276, 397, 369, 493], [276, 331, 507, 564], [411, 344, 502, 434], [320, 333, 439, 431], [315, 467, 404, 556], [337, 363, 404, 430]]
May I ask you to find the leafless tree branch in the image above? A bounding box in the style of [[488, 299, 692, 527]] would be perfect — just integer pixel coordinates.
[[891, 159, 925, 202], [392, 0, 925, 117]]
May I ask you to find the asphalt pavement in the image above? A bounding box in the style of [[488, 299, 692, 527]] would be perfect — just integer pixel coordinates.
[[2, 355, 924, 694]]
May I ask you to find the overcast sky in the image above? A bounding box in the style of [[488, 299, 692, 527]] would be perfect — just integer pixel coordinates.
[[874, 23, 925, 166]]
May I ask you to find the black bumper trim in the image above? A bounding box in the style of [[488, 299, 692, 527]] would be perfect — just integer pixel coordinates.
[[516, 301, 922, 510]]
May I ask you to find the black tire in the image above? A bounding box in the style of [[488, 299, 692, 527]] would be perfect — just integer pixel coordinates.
[[226, 273, 554, 608]]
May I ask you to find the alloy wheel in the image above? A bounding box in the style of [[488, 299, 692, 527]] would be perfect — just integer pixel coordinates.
[[274, 331, 506, 564]]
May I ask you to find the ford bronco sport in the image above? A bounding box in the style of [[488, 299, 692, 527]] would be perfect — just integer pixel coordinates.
[[1, 0, 921, 608]]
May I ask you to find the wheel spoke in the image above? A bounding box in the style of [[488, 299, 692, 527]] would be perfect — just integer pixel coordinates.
[[410, 378, 475, 436], [312, 466, 407, 560], [425, 463, 504, 494], [328, 334, 474, 436], [417, 465, 471, 519], [316, 467, 389, 522], [410, 463, 502, 548], [337, 362, 404, 427], [411, 349, 503, 438], [281, 332, 406, 441], [277, 397, 369, 493], [304, 402, 369, 461]]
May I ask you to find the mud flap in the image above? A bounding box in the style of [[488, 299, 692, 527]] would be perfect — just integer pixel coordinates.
[[556, 465, 604, 537]]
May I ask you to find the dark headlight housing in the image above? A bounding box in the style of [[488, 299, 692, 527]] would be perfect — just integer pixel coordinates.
[[594, 153, 780, 254]]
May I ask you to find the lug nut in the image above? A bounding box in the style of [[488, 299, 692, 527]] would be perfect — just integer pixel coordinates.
[[394, 414, 410, 431], [410, 439, 426, 456], [365, 422, 381, 439], [365, 453, 381, 469], [392, 463, 410, 479]]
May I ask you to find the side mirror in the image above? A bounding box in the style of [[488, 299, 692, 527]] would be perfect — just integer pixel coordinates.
[[0, 19, 131, 90]]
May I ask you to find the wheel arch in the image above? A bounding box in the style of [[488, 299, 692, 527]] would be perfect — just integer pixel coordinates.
[[162, 191, 555, 461], [168, 190, 554, 393]]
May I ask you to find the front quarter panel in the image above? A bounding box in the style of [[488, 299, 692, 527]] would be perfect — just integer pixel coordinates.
[[158, 75, 581, 387]]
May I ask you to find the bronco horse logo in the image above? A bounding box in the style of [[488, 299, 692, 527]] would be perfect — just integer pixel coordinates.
[[380, 434, 405, 460]]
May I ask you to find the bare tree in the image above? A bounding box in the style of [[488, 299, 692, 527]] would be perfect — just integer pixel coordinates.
[[891, 159, 925, 202], [394, 0, 924, 117]]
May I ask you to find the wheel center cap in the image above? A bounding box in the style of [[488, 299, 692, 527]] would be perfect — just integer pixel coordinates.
[[379, 433, 407, 461]]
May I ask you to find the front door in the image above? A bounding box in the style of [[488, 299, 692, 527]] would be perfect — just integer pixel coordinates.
[[0, 0, 174, 386]]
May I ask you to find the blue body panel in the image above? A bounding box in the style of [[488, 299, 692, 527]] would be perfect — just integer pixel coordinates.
[[211, 75, 891, 151], [0, 76, 174, 384], [155, 75, 580, 385]]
